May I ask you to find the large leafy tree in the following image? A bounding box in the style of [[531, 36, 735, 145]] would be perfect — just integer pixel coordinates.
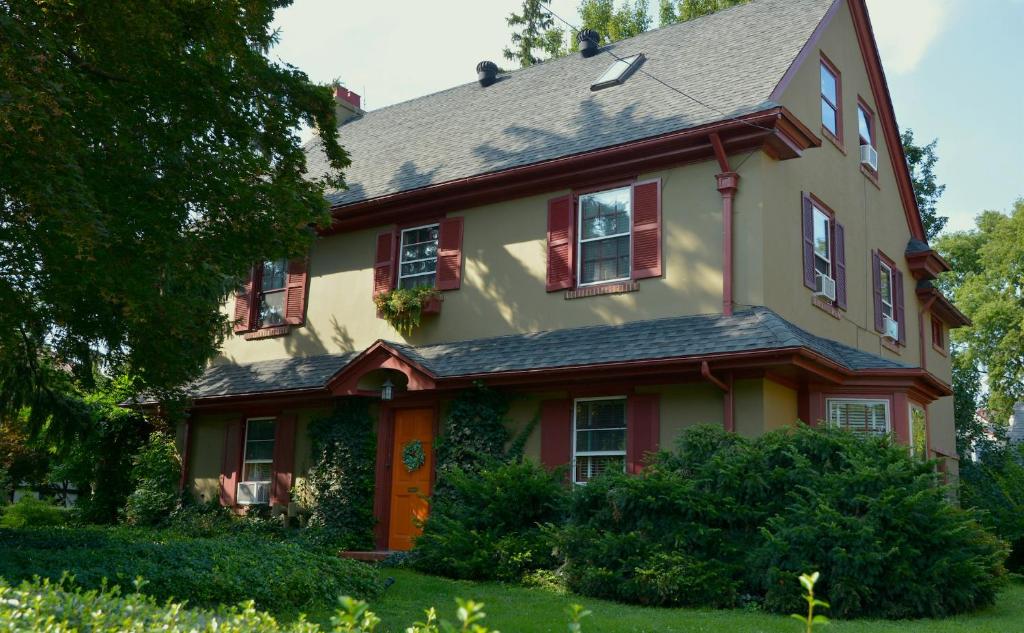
[[0, 1, 347, 430], [937, 200, 1024, 421], [503, 0, 566, 68], [659, 0, 749, 24], [575, 0, 651, 48], [901, 129, 948, 241]]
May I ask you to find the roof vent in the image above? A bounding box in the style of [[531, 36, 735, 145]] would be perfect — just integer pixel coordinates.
[[477, 61, 499, 87], [577, 29, 601, 57]]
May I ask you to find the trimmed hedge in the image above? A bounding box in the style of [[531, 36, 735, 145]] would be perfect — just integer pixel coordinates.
[[0, 527, 383, 610], [558, 425, 1008, 619]]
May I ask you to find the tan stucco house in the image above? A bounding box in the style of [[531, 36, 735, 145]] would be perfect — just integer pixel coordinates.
[[176, 0, 969, 551]]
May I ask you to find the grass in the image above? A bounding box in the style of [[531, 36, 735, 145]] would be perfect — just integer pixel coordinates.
[[304, 569, 1024, 633]]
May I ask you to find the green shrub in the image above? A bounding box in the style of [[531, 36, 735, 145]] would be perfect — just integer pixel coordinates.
[[413, 460, 566, 582], [123, 432, 181, 526], [557, 424, 1008, 618], [960, 443, 1024, 572], [0, 496, 67, 528], [0, 527, 383, 610]]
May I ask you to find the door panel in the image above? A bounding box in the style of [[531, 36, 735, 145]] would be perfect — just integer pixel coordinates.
[[388, 408, 434, 551]]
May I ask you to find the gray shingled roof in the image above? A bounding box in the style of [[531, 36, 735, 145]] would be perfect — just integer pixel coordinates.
[[305, 0, 833, 208], [189, 308, 907, 399]]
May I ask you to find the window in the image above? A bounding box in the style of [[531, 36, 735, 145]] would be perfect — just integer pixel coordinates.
[[931, 316, 945, 349], [857, 103, 874, 147], [591, 54, 644, 91], [573, 397, 627, 484], [909, 405, 927, 458], [578, 187, 631, 286], [812, 206, 832, 278], [827, 398, 890, 437], [879, 261, 894, 319], [398, 224, 439, 290], [239, 418, 275, 505], [820, 57, 841, 139], [257, 259, 287, 327]]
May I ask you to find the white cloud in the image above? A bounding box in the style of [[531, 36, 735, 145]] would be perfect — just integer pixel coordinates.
[[865, 0, 953, 74]]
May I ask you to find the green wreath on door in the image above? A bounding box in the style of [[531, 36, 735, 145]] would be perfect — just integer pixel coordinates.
[[402, 439, 426, 472]]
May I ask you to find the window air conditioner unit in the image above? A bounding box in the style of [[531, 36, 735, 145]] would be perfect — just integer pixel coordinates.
[[860, 144, 878, 171], [237, 481, 270, 505], [883, 315, 899, 341], [815, 273, 836, 302]]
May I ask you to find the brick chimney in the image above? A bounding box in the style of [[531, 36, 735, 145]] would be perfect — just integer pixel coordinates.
[[333, 86, 364, 125]]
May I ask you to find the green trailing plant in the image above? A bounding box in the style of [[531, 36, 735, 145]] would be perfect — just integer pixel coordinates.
[[434, 384, 513, 486], [296, 399, 377, 550], [122, 431, 181, 526], [373, 287, 439, 335], [791, 572, 829, 632]]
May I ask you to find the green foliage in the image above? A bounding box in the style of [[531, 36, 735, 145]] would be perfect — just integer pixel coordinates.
[[296, 400, 377, 550], [0, 496, 67, 529], [373, 287, 440, 335], [659, 0, 749, 25], [413, 461, 567, 582], [0, 527, 383, 610], [960, 443, 1024, 571], [953, 351, 989, 460], [901, 129, 948, 241], [434, 385, 513, 482], [557, 424, 1008, 618], [0, 0, 347, 433], [123, 431, 181, 526], [937, 199, 1024, 420], [575, 0, 651, 48], [790, 572, 830, 633], [504, 0, 566, 68]]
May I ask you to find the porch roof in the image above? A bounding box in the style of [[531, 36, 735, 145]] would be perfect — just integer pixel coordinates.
[[189, 307, 908, 400]]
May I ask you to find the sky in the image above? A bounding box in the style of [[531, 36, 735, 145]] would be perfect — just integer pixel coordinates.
[[270, 0, 1024, 234]]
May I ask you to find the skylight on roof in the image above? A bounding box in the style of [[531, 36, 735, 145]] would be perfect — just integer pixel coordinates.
[[591, 53, 644, 91]]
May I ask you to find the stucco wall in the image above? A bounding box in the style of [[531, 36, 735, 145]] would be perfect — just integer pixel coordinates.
[[215, 160, 726, 366]]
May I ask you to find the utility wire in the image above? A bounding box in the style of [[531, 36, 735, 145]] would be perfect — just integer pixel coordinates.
[[538, 4, 777, 134]]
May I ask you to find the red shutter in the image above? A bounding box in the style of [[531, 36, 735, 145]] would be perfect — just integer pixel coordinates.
[[233, 267, 256, 333], [540, 399, 572, 471], [436, 217, 464, 291], [894, 267, 906, 345], [546, 195, 575, 291], [802, 194, 816, 290], [373, 230, 396, 298], [627, 394, 660, 474], [872, 250, 884, 332], [219, 418, 244, 507], [283, 259, 308, 325], [631, 179, 662, 279], [270, 414, 297, 507], [834, 222, 847, 309]]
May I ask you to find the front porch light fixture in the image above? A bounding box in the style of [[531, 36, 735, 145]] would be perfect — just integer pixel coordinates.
[[380, 378, 394, 401]]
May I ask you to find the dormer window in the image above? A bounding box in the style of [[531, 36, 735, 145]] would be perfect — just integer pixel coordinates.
[[591, 54, 644, 91], [398, 224, 440, 289]]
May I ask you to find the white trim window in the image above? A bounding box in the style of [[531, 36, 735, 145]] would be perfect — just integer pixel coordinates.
[[879, 261, 894, 320], [238, 418, 275, 505], [909, 404, 927, 458], [812, 206, 831, 277], [398, 224, 439, 290], [827, 398, 890, 438], [573, 397, 627, 484], [578, 187, 631, 286]]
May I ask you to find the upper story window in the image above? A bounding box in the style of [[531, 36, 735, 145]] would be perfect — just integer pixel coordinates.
[[820, 56, 841, 140], [879, 260, 894, 319], [931, 315, 945, 350], [398, 224, 440, 289], [827, 398, 890, 437], [257, 259, 287, 327], [578, 187, 632, 286], [812, 206, 832, 278], [239, 418, 275, 505], [573, 397, 627, 484], [857, 103, 874, 147]]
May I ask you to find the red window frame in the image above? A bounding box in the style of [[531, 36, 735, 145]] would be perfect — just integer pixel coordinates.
[[819, 53, 843, 146], [931, 315, 946, 354], [856, 97, 876, 148]]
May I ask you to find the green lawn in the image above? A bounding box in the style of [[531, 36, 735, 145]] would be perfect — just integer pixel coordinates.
[[306, 569, 1024, 633]]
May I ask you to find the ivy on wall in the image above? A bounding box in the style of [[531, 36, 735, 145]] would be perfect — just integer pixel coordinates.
[[296, 398, 377, 550]]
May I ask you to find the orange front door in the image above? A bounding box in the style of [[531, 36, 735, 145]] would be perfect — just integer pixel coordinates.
[[388, 408, 434, 551]]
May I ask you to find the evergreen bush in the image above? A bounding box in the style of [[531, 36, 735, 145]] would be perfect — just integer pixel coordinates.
[[122, 431, 180, 526], [0, 496, 67, 529]]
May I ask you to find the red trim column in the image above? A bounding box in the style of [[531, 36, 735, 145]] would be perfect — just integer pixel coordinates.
[[716, 172, 739, 316]]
